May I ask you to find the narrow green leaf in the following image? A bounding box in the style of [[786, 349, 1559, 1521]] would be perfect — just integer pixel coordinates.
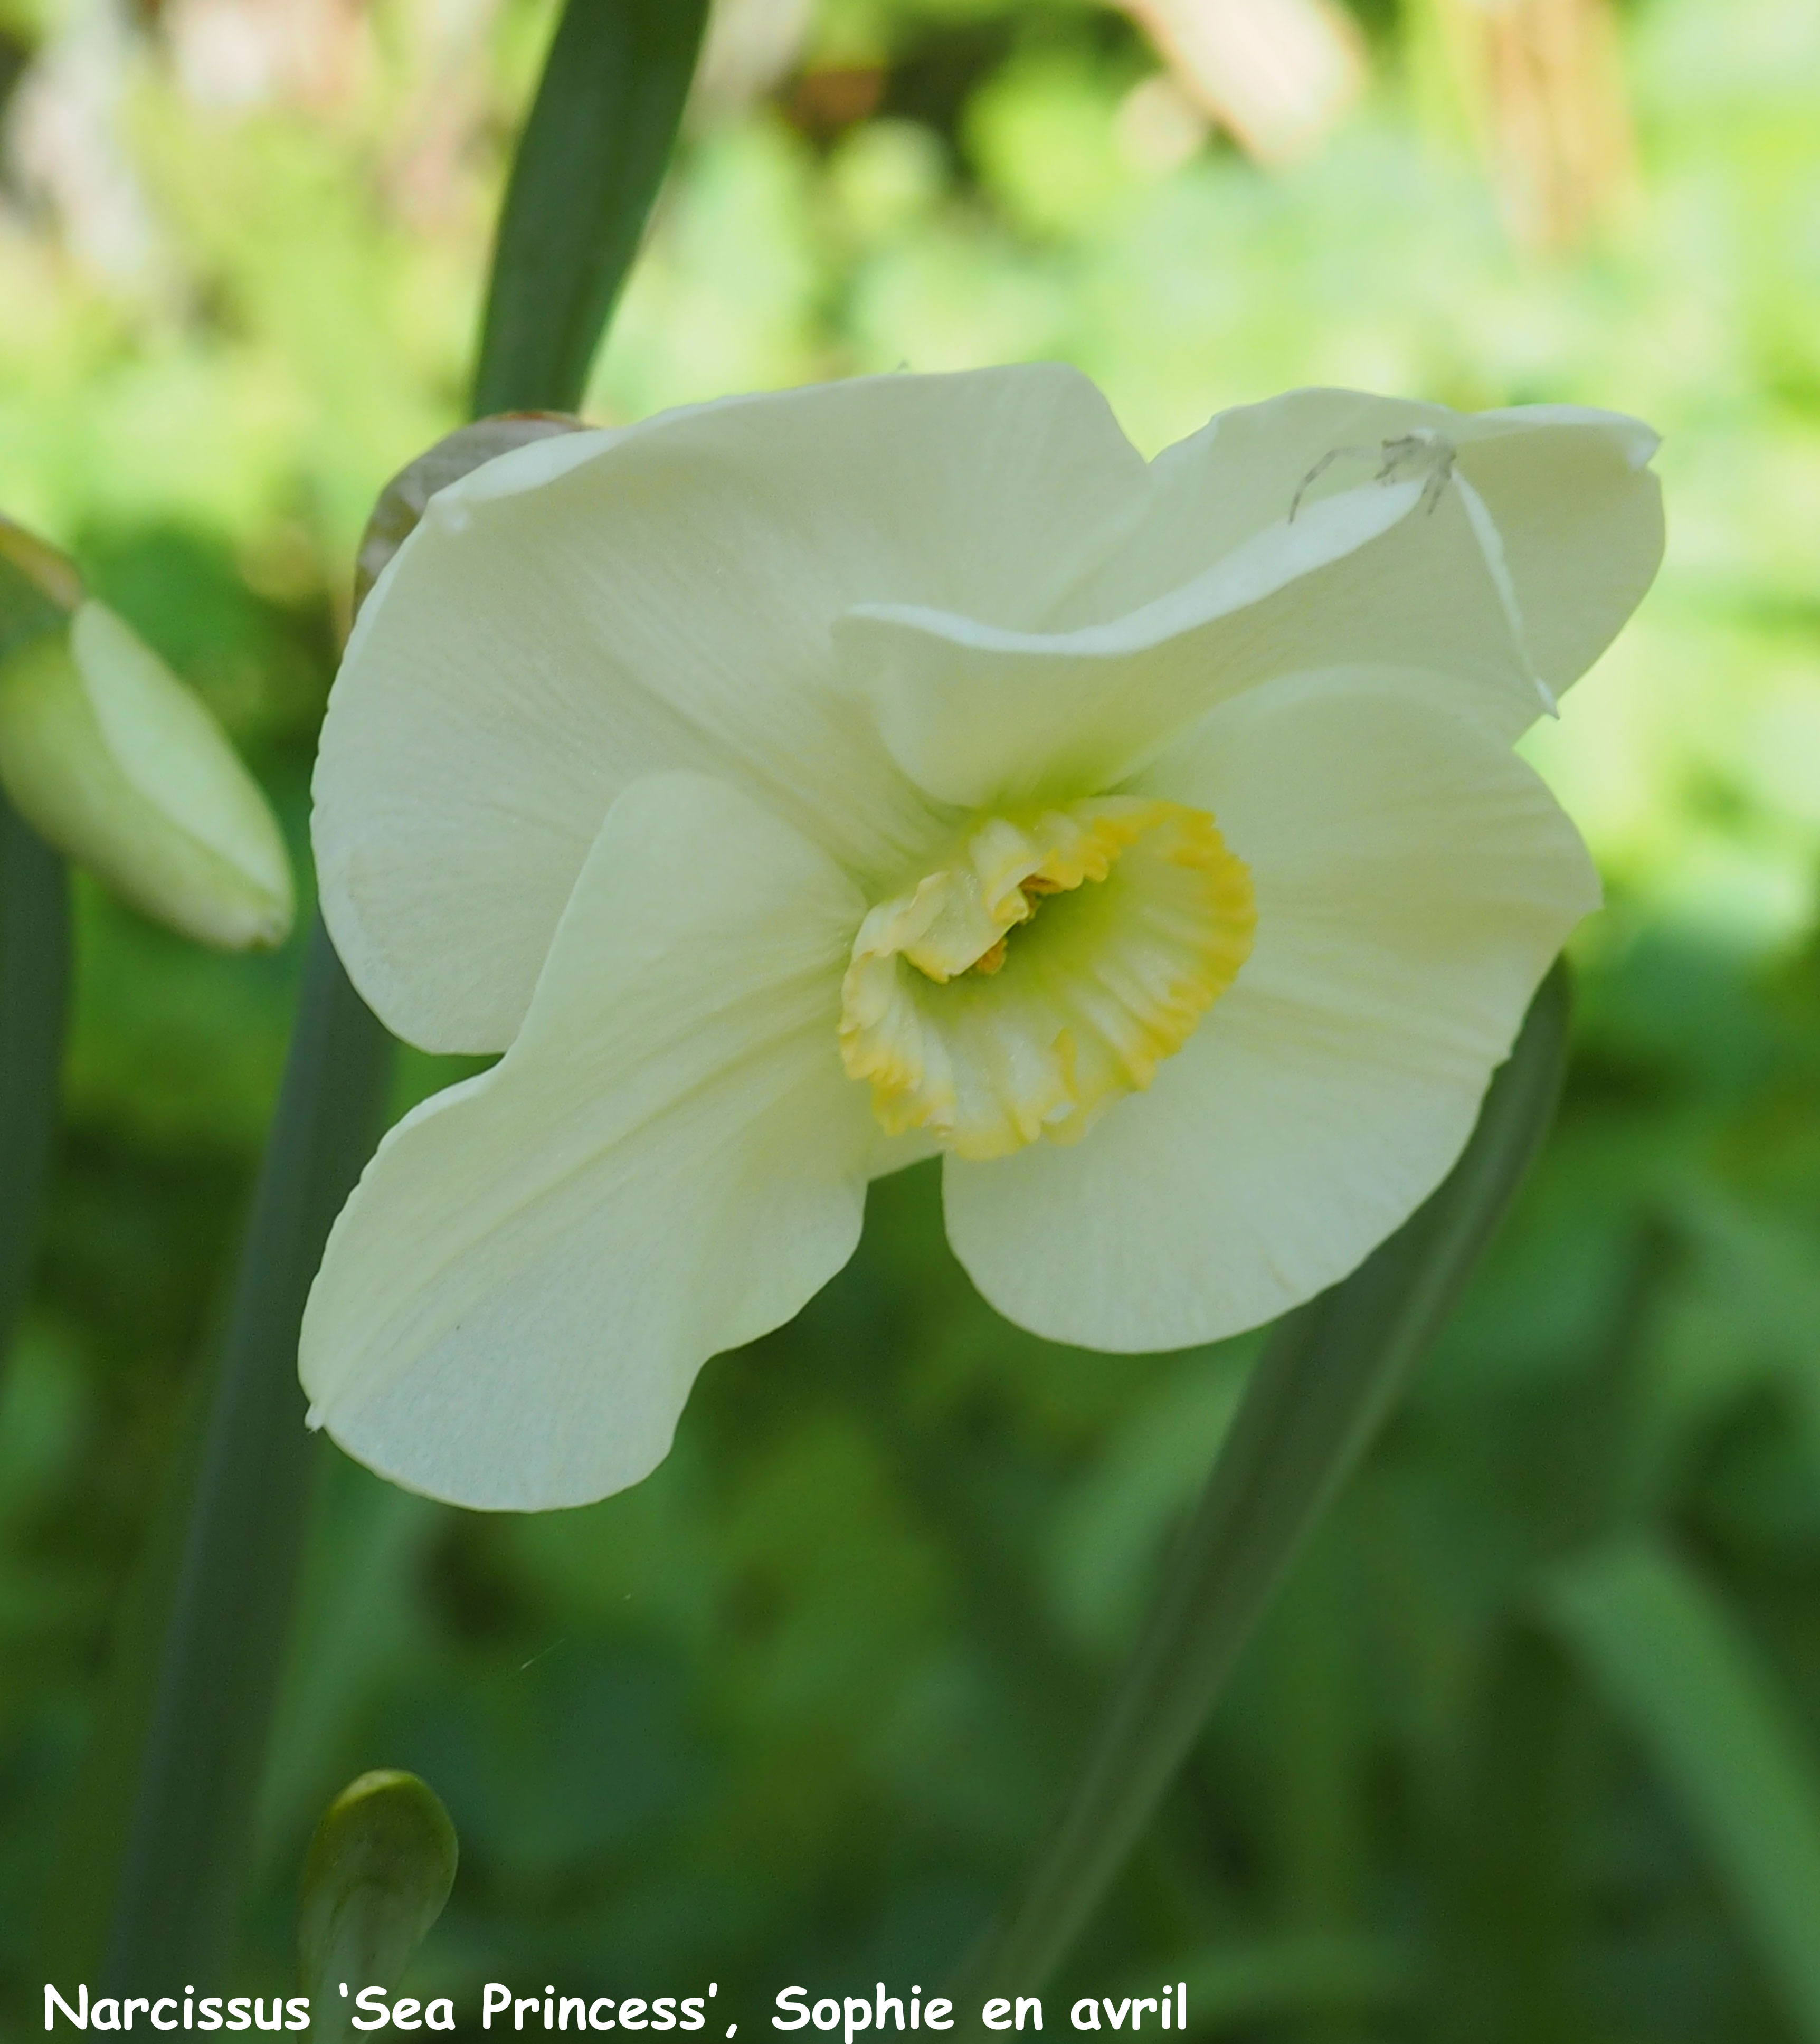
[[472, 0, 712, 415], [954, 964, 1572, 2001], [1542, 1536, 1820, 2043], [0, 786, 68, 1371]]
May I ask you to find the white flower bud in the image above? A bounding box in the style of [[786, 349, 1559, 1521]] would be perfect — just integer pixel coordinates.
[[0, 597, 294, 950]]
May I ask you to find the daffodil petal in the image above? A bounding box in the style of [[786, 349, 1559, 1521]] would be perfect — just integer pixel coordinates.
[[315, 365, 1151, 1054], [300, 772, 875, 1511], [839, 396, 1659, 815], [836, 474, 1426, 810], [942, 670, 1599, 1353], [1065, 389, 1664, 721]]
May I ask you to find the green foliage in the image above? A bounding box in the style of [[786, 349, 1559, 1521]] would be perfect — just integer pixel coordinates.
[[1546, 1539, 1820, 2043], [3, 0, 1820, 2035]]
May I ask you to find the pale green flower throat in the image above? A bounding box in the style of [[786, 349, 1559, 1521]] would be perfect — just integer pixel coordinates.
[[839, 797, 1256, 1161]]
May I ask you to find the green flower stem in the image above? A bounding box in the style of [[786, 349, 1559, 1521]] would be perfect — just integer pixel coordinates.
[[472, 0, 712, 415], [0, 785, 69, 1370], [953, 963, 1573, 2004], [97, 920, 392, 1990]]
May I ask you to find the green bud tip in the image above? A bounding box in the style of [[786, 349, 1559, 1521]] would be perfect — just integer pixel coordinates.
[[298, 1770, 459, 2002]]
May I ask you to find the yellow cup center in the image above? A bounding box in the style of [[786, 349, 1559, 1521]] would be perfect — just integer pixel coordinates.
[[838, 797, 1256, 1161]]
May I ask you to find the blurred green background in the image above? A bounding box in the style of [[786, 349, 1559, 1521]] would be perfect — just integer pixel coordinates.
[[5, 0, 1820, 2035]]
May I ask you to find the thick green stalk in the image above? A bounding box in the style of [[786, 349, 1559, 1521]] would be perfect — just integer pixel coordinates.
[[97, 921, 391, 1989], [472, 0, 711, 415], [954, 964, 1573, 2001], [0, 785, 69, 1368]]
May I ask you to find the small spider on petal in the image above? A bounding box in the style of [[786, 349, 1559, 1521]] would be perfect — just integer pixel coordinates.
[[1287, 427, 1459, 521], [300, 367, 1662, 1510]]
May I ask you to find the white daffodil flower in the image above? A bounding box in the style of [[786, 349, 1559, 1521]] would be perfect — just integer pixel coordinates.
[[301, 367, 1662, 1510]]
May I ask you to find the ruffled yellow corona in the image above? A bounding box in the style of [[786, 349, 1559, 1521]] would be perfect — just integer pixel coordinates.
[[840, 799, 1255, 1158]]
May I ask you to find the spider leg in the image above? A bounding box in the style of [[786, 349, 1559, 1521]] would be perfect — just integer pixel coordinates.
[[1289, 443, 1379, 522], [1288, 449, 1343, 523], [1418, 451, 1458, 514]]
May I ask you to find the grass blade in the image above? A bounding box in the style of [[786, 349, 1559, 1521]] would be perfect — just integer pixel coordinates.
[[1543, 1536, 1820, 2043], [955, 963, 1572, 2000]]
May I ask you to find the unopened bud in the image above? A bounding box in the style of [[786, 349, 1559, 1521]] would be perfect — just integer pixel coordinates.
[[0, 515, 82, 662], [0, 600, 294, 949], [355, 413, 585, 617], [298, 1770, 459, 2003]]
